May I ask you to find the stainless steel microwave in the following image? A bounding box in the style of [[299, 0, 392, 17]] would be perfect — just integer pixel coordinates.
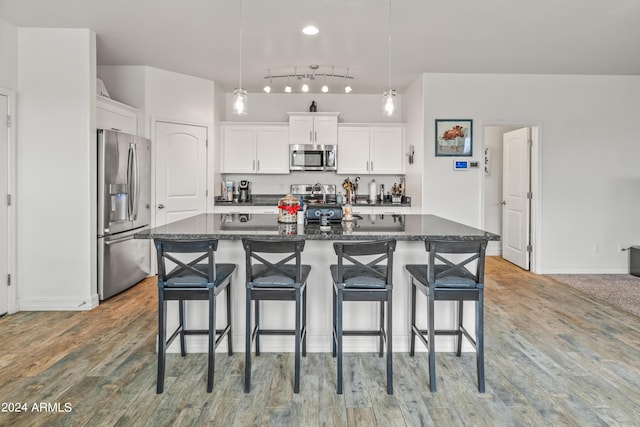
[[289, 144, 337, 171]]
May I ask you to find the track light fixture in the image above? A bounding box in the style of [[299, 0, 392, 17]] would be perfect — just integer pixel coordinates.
[[263, 65, 354, 94]]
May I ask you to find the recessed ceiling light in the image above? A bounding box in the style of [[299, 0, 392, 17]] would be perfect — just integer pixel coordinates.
[[302, 25, 319, 35]]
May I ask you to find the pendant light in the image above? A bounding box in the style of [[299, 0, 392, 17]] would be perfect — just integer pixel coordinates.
[[232, 0, 247, 115], [321, 73, 329, 93], [383, 0, 396, 116]]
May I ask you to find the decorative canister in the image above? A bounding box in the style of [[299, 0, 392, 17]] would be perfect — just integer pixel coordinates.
[[277, 194, 301, 223], [343, 203, 353, 221], [278, 223, 296, 235]]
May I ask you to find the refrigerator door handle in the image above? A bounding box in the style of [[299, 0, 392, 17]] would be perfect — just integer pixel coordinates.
[[127, 143, 140, 221]]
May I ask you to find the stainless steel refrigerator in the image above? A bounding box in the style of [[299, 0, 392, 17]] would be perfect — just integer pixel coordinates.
[[97, 129, 151, 300]]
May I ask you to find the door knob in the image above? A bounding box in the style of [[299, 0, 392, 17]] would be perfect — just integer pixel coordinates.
[[157, 204, 165, 209]]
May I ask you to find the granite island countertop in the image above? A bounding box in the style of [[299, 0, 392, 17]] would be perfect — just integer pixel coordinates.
[[136, 213, 499, 242]]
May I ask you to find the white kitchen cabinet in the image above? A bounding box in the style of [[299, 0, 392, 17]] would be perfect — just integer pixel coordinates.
[[288, 112, 338, 145], [337, 125, 404, 174], [222, 124, 289, 174], [96, 95, 138, 135]]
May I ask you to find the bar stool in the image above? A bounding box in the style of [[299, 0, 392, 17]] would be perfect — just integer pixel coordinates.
[[154, 238, 235, 393], [330, 239, 396, 395], [405, 238, 488, 392], [242, 238, 310, 393]]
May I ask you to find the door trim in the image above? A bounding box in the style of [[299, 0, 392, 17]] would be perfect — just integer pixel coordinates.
[[1, 88, 17, 314], [481, 120, 542, 274]]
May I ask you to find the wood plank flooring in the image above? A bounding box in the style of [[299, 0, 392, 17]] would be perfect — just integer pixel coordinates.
[[1, 257, 640, 426]]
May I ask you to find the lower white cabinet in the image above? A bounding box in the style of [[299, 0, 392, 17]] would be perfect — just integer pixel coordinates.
[[337, 125, 404, 174], [222, 124, 290, 174], [96, 95, 138, 135], [213, 205, 278, 214], [350, 205, 410, 215]]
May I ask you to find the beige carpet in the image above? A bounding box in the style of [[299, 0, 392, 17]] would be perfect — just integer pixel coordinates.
[[548, 274, 640, 318]]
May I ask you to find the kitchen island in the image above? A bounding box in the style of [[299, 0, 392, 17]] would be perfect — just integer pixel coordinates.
[[136, 213, 498, 353]]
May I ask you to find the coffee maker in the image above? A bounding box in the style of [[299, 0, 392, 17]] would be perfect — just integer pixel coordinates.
[[238, 180, 251, 202]]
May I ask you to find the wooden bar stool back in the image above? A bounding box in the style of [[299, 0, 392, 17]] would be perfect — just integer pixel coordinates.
[[405, 238, 487, 392], [242, 238, 310, 394], [154, 238, 235, 393], [330, 239, 396, 395]]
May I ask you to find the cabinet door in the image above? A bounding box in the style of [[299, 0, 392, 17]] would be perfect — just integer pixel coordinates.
[[313, 116, 338, 145], [288, 115, 314, 144], [337, 127, 370, 174], [370, 127, 403, 174], [96, 96, 137, 135], [222, 126, 256, 173], [256, 126, 290, 174]]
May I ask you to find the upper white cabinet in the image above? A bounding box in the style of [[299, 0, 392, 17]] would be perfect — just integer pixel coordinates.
[[96, 95, 138, 135], [337, 125, 404, 174], [288, 112, 339, 145], [222, 124, 290, 174]]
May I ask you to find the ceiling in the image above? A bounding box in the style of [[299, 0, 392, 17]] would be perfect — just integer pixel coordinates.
[[2, 0, 639, 94]]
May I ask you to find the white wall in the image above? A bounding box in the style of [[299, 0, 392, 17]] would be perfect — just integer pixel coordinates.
[[401, 75, 425, 213], [0, 18, 18, 90], [17, 28, 98, 309], [421, 73, 640, 273]]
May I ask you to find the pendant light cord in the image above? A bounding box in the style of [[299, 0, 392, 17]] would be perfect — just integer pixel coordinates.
[[238, 0, 243, 89], [387, 0, 392, 90]]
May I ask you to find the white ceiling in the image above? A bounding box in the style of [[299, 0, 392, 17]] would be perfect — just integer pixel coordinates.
[[2, 0, 639, 94]]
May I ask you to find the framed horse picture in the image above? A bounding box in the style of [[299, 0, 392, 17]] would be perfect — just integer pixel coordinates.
[[435, 119, 473, 157]]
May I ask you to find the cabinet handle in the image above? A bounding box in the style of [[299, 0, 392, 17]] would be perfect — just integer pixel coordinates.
[[366, 161, 369, 171], [309, 131, 313, 142], [253, 160, 256, 170], [370, 161, 373, 171], [257, 160, 260, 171], [314, 130, 317, 141]]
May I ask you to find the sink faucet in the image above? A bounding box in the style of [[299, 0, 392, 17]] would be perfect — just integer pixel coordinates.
[[312, 182, 326, 203]]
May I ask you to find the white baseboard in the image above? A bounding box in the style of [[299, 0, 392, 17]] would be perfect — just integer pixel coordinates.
[[18, 294, 99, 311]]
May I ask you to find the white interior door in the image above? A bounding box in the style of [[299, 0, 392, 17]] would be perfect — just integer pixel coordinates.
[[502, 127, 531, 270], [0, 94, 9, 315], [155, 121, 208, 226]]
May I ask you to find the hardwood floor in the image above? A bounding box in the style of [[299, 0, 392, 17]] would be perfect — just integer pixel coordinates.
[[1, 257, 640, 426]]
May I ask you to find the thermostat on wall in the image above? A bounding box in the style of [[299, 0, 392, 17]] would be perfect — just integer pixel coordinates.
[[453, 160, 470, 170]]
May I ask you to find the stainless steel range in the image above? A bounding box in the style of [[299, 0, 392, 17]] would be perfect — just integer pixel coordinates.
[[290, 184, 342, 222], [290, 183, 337, 204]]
